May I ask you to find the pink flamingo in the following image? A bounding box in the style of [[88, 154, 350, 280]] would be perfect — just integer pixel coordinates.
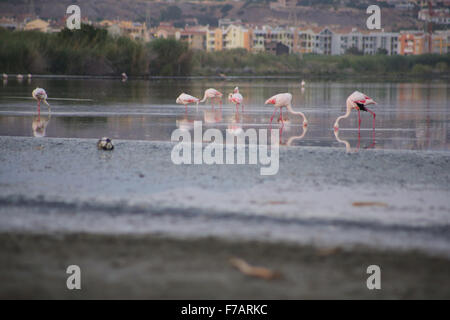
[[32, 87, 50, 115], [334, 91, 376, 132], [228, 87, 244, 113], [176, 93, 200, 112], [265, 93, 308, 128], [200, 88, 223, 109]]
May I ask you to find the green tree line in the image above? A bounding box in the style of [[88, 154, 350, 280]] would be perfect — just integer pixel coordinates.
[[192, 49, 449, 77], [0, 25, 191, 76], [1, 25, 448, 77]]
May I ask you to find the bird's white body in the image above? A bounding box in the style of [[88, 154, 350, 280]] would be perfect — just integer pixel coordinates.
[[176, 93, 200, 106], [32, 88, 48, 102], [301, 80, 306, 87], [200, 88, 223, 107], [229, 92, 243, 104], [2, 73, 7, 80], [265, 93, 308, 127], [334, 91, 376, 131], [228, 87, 244, 112], [265, 93, 292, 109], [17, 74, 23, 80]]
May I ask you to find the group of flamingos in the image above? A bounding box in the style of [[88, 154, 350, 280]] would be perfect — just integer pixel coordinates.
[[176, 87, 377, 131], [32, 86, 377, 132]]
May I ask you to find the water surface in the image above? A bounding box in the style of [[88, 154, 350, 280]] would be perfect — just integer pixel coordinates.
[[0, 78, 448, 151]]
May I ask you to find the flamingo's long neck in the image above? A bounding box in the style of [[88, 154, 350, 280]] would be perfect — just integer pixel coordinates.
[[334, 101, 352, 128], [200, 92, 208, 103], [286, 103, 308, 125]]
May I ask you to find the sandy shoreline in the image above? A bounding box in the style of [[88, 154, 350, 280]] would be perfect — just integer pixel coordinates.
[[1, 136, 449, 252], [1, 232, 449, 299], [0, 135, 449, 298]]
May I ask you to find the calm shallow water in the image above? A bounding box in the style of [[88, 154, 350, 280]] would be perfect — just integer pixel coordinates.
[[0, 78, 449, 151]]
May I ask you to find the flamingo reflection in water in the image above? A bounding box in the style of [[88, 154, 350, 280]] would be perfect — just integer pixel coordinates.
[[334, 129, 376, 152], [227, 110, 244, 136], [32, 112, 51, 138], [203, 108, 223, 124]]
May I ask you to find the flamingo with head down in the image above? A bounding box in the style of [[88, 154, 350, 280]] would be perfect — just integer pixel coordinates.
[[334, 91, 376, 132], [176, 93, 200, 112], [228, 87, 244, 113], [265, 93, 308, 128], [32, 87, 50, 115], [200, 88, 223, 109]]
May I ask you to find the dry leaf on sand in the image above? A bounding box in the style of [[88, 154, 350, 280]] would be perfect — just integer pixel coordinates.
[[317, 247, 341, 256], [352, 201, 388, 207], [229, 257, 281, 280]]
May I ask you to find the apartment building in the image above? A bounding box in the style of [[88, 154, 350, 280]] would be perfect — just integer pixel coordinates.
[[292, 28, 316, 54], [23, 18, 50, 33], [431, 30, 450, 54], [399, 31, 431, 55], [206, 24, 251, 52], [337, 28, 399, 55], [100, 20, 150, 42]]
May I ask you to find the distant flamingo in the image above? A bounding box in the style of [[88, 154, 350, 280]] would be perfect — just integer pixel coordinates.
[[32, 87, 50, 115], [121, 72, 128, 81], [334, 91, 376, 131], [265, 93, 308, 128], [301, 80, 306, 88], [176, 93, 200, 112], [200, 88, 223, 109], [228, 87, 244, 113], [2, 73, 7, 80]]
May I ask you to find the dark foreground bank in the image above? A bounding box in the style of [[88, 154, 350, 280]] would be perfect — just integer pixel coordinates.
[[0, 232, 449, 299]]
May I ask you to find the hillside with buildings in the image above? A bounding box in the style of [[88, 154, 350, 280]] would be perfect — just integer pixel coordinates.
[[0, 0, 438, 30], [0, 0, 448, 76]]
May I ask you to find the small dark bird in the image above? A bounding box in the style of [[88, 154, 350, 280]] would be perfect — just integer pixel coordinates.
[[97, 137, 114, 150]]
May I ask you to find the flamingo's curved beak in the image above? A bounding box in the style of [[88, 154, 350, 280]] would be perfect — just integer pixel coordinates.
[[265, 98, 275, 105], [366, 97, 376, 105]]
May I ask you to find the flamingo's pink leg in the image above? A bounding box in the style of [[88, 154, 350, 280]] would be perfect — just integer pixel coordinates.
[[279, 108, 284, 128], [357, 109, 361, 130], [269, 108, 277, 125], [236, 103, 239, 113], [357, 130, 361, 150], [185, 104, 188, 113], [241, 104, 244, 112], [37, 100, 40, 116], [366, 108, 376, 130]]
